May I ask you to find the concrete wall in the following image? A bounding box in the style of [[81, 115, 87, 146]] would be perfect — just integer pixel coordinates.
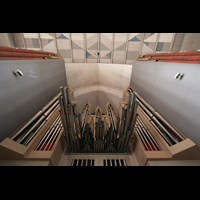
[[98, 63, 132, 90], [65, 63, 132, 114], [65, 63, 99, 89]]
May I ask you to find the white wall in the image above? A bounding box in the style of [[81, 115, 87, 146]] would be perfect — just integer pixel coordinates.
[[99, 63, 132, 90], [65, 63, 132, 114], [65, 63, 99, 89]]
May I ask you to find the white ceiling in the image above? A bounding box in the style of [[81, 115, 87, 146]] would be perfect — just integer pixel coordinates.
[[11, 33, 185, 64]]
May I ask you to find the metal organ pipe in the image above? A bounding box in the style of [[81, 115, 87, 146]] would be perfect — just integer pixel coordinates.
[[11, 91, 62, 147], [56, 86, 167, 154], [10, 83, 165, 154], [58, 88, 140, 153]]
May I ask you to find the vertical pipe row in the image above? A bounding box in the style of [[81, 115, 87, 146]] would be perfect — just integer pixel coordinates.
[[115, 92, 139, 153], [135, 116, 161, 151], [136, 93, 184, 145]]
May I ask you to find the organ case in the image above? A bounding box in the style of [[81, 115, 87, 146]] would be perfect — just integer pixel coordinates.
[[0, 85, 74, 166], [123, 85, 200, 165]]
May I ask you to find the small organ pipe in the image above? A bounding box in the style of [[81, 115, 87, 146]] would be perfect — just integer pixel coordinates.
[[35, 115, 60, 150], [19, 102, 59, 144], [129, 101, 139, 133], [23, 120, 47, 146], [139, 103, 179, 144], [59, 97, 68, 131], [138, 106, 173, 146], [137, 125, 153, 151], [44, 124, 61, 151], [11, 92, 61, 141], [137, 117, 161, 151], [136, 128, 149, 151], [120, 118, 125, 138], [60, 87, 70, 128], [136, 93, 184, 141]]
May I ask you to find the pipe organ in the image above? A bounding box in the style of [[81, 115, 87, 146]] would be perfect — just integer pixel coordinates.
[[0, 84, 200, 166], [59, 86, 139, 153]]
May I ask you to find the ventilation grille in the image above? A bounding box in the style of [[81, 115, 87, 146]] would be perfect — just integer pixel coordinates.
[[71, 159, 95, 166], [70, 159, 128, 166], [103, 159, 127, 166]]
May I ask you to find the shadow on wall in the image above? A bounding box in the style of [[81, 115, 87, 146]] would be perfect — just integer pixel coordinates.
[[98, 90, 121, 114], [75, 90, 122, 114], [75, 91, 98, 114]]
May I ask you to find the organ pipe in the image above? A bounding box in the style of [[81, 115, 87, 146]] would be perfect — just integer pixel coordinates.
[[59, 86, 139, 153]]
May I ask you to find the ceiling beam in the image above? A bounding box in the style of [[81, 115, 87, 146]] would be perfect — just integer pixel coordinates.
[[69, 33, 73, 63], [153, 33, 160, 53], [139, 33, 145, 55], [124, 33, 130, 64], [83, 33, 86, 63], [54, 33, 58, 53], [180, 33, 188, 52], [97, 33, 100, 63], [21, 33, 27, 49], [111, 33, 115, 63], [168, 33, 176, 52], [38, 33, 43, 51]]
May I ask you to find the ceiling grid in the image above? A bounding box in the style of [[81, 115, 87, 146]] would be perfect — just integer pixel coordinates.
[[9, 33, 186, 64]]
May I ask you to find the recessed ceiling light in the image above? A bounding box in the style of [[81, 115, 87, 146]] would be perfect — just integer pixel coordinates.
[[95, 52, 101, 58]]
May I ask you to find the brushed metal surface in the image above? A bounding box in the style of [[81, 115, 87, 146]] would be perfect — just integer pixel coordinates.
[[0, 59, 67, 142], [130, 61, 200, 148]]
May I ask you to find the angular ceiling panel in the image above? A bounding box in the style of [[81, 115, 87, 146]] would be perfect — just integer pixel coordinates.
[[11, 33, 183, 64], [100, 42, 110, 50], [40, 33, 53, 39], [156, 33, 175, 53], [40, 33, 56, 53], [87, 42, 98, 50], [72, 41, 83, 49], [129, 36, 140, 42], [56, 33, 71, 62], [144, 33, 158, 42], [57, 34, 69, 39]]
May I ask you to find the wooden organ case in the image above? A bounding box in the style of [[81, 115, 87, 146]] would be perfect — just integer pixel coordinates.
[[1, 84, 200, 166], [0, 85, 74, 166], [123, 85, 200, 166]]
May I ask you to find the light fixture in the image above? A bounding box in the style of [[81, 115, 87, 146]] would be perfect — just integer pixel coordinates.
[[95, 52, 101, 58]]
